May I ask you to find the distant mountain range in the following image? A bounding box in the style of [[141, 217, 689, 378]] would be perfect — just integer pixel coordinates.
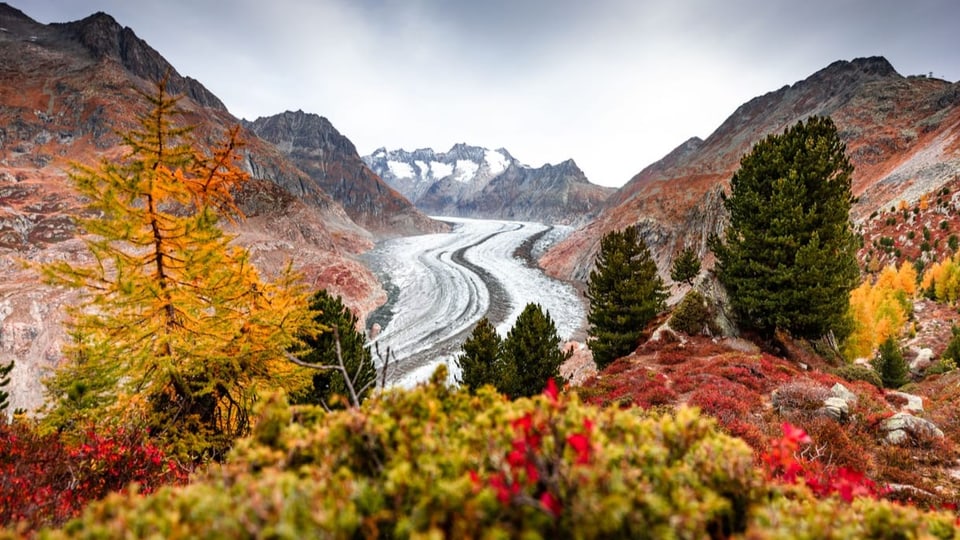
[[364, 145, 614, 226]]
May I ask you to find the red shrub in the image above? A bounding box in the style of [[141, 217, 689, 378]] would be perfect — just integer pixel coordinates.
[[0, 421, 187, 533], [762, 422, 885, 502], [688, 379, 758, 426], [633, 384, 678, 409]]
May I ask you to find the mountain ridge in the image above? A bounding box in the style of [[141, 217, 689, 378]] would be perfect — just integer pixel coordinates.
[[541, 56, 960, 286], [364, 144, 613, 225], [244, 110, 446, 237]]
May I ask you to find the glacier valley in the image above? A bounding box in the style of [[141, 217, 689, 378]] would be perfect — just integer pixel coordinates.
[[362, 217, 587, 387]]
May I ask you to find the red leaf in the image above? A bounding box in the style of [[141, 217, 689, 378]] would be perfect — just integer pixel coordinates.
[[540, 491, 562, 517], [544, 378, 559, 403]]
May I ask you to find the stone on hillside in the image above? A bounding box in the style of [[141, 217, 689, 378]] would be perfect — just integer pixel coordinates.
[[909, 348, 934, 372], [888, 391, 924, 413], [881, 412, 943, 445], [830, 383, 858, 405], [821, 397, 850, 422]]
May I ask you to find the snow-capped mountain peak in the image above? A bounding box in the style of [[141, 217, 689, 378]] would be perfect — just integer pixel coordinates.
[[362, 143, 613, 226], [364, 144, 520, 197]]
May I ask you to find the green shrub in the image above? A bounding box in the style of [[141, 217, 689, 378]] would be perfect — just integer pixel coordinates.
[[871, 335, 910, 388], [834, 364, 883, 388], [38, 370, 764, 538], [669, 290, 713, 335], [29, 369, 960, 539]]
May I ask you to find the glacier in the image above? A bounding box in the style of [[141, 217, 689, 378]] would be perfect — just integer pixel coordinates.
[[363, 217, 587, 387]]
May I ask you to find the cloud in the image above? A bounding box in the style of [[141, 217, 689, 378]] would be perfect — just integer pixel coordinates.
[[21, 0, 960, 187]]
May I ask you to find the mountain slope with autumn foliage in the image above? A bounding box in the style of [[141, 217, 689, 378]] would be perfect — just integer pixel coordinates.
[[542, 57, 960, 284], [0, 4, 390, 412]]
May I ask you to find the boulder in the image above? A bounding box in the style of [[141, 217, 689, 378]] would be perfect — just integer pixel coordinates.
[[881, 412, 943, 445], [888, 391, 924, 413], [821, 397, 850, 422], [909, 348, 934, 372], [830, 383, 858, 405]]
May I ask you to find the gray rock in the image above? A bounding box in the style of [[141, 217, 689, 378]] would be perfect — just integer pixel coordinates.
[[881, 412, 943, 445], [888, 391, 924, 413], [830, 383, 858, 405], [821, 397, 850, 422], [909, 348, 934, 372]]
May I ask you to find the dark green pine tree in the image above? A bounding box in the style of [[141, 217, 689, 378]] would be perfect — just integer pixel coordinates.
[[710, 116, 860, 340], [0, 359, 12, 416], [670, 247, 702, 286], [292, 290, 376, 408], [456, 318, 503, 392], [871, 335, 909, 389], [500, 303, 570, 398], [586, 226, 667, 370]]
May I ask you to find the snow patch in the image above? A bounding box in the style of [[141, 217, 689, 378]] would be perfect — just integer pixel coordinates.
[[414, 160, 430, 178], [453, 160, 480, 183], [387, 160, 415, 179], [431, 161, 453, 179], [485, 149, 509, 176]]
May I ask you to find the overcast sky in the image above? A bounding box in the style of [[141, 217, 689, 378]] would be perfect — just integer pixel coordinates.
[[22, 0, 960, 187]]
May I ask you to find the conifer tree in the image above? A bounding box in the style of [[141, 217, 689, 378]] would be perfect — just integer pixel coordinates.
[[586, 226, 667, 370], [292, 290, 376, 408], [872, 335, 910, 388], [456, 318, 502, 392], [500, 303, 569, 398], [670, 247, 701, 286], [0, 360, 12, 417], [710, 116, 859, 340], [40, 80, 314, 461]]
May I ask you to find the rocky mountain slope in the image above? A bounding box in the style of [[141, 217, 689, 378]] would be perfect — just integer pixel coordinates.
[[363, 144, 613, 225], [0, 4, 389, 412], [542, 57, 960, 284], [244, 111, 445, 237]]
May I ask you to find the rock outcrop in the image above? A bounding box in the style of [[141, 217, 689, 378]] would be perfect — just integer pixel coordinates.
[[245, 111, 445, 237]]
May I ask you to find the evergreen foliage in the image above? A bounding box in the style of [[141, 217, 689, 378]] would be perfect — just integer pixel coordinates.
[[39, 80, 314, 462], [455, 318, 502, 391], [871, 335, 910, 388], [670, 247, 701, 286], [291, 290, 376, 408], [0, 360, 12, 417], [833, 364, 883, 388], [710, 116, 859, 340], [586, 226, 667, 370], [669, 290, 712, 335], [500, 304, 569, 398], [943, 326, 960, 364]]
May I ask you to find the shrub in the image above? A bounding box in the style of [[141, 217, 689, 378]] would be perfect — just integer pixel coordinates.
[[834, 364, 883, 387], [772, 380, 831, 415], [942, 325, 960, 365], [39, 371, 765, 539], [669, 290, 712, 335], [871, 335, 910, 388], [31, 372, 960, 539], [0, 422, 185, 534]]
